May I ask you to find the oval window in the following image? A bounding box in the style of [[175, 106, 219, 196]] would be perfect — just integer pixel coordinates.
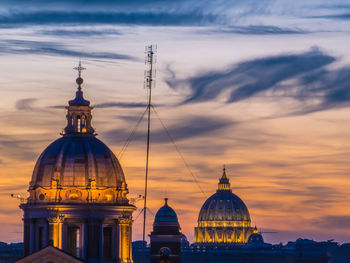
[[69, 193, 79, 200]]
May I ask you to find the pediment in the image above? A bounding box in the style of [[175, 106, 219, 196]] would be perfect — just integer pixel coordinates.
[[15, 246, 83, 263]]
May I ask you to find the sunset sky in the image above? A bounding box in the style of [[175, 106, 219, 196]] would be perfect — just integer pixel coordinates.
[[1, 0, 350, 245]]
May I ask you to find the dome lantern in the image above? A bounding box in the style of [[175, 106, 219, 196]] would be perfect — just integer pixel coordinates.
[[218, 166, 230, 190], [64, 61, 94, 135]]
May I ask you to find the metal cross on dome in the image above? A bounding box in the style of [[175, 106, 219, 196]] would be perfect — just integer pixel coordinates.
[[74, 61, 86, 78]]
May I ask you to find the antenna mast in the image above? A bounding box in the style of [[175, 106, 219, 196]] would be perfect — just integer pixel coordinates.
[[142, 45, 156, 261]]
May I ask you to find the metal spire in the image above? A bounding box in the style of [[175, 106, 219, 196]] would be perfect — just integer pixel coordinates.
[[142, 45, 156, 263]]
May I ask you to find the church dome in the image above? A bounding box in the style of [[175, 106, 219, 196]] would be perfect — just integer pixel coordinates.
[[198, 169, 250, 222], [194, 168, 256, 245], [27, 64, 129, 204], [198, 191, 250, 222], [30, 135, 125, 189]]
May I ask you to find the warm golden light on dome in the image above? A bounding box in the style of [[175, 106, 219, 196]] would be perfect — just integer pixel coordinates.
[[194, 168, 256, 246]]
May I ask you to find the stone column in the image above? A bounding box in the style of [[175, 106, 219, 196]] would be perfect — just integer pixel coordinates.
[[112, 222, 117, 261], [44, 221, 49, 247], [99, 222, 104, 261], [82, 220, 88, 260], [118, 218, 133, 263], [29, 219, 35, 254], [48, 215, 64, 249], [23, 218, 30, 256]]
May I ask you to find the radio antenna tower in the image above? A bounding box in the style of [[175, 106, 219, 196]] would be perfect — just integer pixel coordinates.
[[142, 44, 156, 262]]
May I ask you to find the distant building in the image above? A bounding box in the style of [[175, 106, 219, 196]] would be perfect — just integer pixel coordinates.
[[194, 168, 256, 247], [17, 64, 135, 263], [150, 198, 182, 263], [0, 242, 23, 262], [330, 243, 350, 263]]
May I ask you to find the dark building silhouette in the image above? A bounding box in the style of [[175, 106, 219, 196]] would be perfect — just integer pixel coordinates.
[[150, 198, 182, 263]]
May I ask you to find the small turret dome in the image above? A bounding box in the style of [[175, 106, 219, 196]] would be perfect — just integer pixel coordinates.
[[248, 233, 264, 244], [154, 198, 179, 225]]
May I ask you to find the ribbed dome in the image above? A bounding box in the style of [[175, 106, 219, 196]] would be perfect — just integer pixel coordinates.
[[195, 169, 255, 245], [198, 190, 250, 222], [154, 198, 179, 225], [30, 134, 125, 189]]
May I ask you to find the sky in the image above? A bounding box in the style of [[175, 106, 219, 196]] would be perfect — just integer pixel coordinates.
[[1, 0, 350, 245]]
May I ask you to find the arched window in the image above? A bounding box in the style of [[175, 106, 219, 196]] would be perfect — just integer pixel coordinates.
[[77, 116, 81, 132]]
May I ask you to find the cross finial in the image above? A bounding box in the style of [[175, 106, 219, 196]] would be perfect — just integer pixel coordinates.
[[74, 61, 86, 89], [74, 61, 86, 78], [222, 164, 227, 179]]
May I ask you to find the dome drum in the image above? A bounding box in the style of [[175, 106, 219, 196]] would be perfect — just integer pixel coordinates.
[[28, 186, 129, 205]]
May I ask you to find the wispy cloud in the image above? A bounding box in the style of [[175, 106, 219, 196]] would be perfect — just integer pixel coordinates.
[[104, 115, 232, 144], [0, 134, 39, 161], [166, 48, 335, 104], [0, 11, 218, 27], [15, 98, 37, 111], [202, 25, 307, 35], [314, 215, 350, 229], [165, 48, 350, 115], [0, 0, 348, 29], [94, 102, 150, 109], [0, 39, 135, 60], [38, 28, 122, 37], [50, 102, 155, 109]]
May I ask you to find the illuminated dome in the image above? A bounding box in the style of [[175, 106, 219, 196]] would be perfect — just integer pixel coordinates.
[[198, 189, 250, 222], [30, 135, 126, 189], [27, 65, 129, 205], [194, 168, 256, 246], [21, 63, 135, 262]]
